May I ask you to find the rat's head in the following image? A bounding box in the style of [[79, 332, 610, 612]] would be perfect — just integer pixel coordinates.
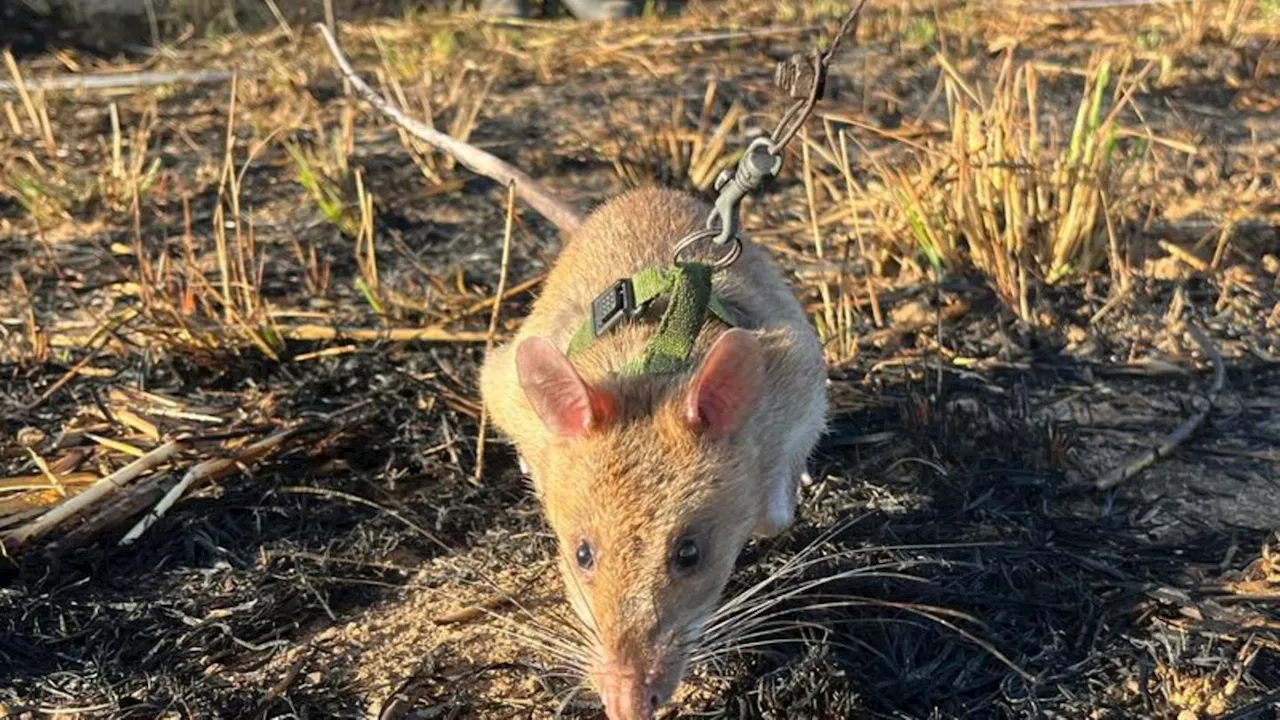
[[514, 329, 765, 720]]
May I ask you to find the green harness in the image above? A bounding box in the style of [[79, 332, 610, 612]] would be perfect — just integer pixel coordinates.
[[566, 263, 737, 377]]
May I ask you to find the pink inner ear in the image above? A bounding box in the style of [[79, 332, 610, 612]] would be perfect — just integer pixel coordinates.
[[516, 337, 611, 437], [685, 329, 764, 438]]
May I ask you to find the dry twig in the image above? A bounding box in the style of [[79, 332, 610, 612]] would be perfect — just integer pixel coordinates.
[[432, 561, 552, 626], [118, 422, 325, 545], [453, 273, 546, 320], [1096, 325, 1228, 490], [432, 591, 519, 626], [473, 183, 517, 485], [0, 70, 235, 94], [4, 440, 183, 550], [277, 325, 491, 343], [315, 23, 583, 234]]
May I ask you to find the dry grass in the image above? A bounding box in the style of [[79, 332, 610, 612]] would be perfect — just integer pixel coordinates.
[[1, 1, 1279, 718], [876, 52, 1154, 320], [602, 79, 746, 191]]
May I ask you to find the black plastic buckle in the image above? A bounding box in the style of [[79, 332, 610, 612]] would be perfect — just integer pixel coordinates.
[[592, 278, 637, 338]]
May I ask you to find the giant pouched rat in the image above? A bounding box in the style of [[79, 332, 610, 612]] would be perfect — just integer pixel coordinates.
[[319, 25, 829, 720]]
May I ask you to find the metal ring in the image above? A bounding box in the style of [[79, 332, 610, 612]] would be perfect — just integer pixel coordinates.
[[673, 228, 742, 269]]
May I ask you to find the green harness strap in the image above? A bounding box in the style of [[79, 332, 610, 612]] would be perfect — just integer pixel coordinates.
[[566, 263, 736, 377]]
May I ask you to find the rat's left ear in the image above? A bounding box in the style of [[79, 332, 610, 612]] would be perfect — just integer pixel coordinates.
[[685, 329, 764, 439]]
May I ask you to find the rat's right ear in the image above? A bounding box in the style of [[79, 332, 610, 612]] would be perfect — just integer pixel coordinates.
[[515, 337, 613, 437], [685, 328, 764, 439]]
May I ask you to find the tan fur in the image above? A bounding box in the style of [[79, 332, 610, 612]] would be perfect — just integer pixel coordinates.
[[478, 187, 827, 719]]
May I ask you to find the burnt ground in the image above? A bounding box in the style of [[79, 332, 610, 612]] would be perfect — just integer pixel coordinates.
[[1, 2, 1279, 719]]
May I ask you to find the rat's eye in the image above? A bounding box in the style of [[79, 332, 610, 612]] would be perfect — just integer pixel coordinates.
[[673, 538, 701, 573], [575, 540, 595, 571]]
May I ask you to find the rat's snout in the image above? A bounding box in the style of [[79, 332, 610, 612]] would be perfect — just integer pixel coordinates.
[[594, 663, 663, 720], [590, 638, 682, 720]]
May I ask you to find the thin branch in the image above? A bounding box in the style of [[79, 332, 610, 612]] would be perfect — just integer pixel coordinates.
[[1096, 325, 1227, 490], [315, 23, 583, 235], [0, 70, 235, 94], [118, 422, 324, 545], [4, 440, 183, 550], [474, 182, 517, 485], [276, 324, 492, 343], [604, 24, 823, 50]]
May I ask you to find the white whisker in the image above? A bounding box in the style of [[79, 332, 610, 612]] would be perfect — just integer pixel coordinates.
[[478, 614, 592, 670], [712, 512, 874, 619], [703, 562, 940, 643], [712, 539, 998, 624], [553, 682, 591, 719], [693, 617, 892, 666]]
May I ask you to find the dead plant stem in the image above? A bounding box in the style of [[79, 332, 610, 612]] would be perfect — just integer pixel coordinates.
[[474, 183, 517, 485]]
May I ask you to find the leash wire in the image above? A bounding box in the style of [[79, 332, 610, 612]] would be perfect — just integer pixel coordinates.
[[673, 0, 869, 267]]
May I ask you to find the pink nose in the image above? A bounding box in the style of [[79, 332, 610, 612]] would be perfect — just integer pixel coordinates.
[[596, 668, 661, 720]]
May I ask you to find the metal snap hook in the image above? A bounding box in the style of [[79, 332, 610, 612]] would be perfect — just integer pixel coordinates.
[[673, 228, 742, 269]]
